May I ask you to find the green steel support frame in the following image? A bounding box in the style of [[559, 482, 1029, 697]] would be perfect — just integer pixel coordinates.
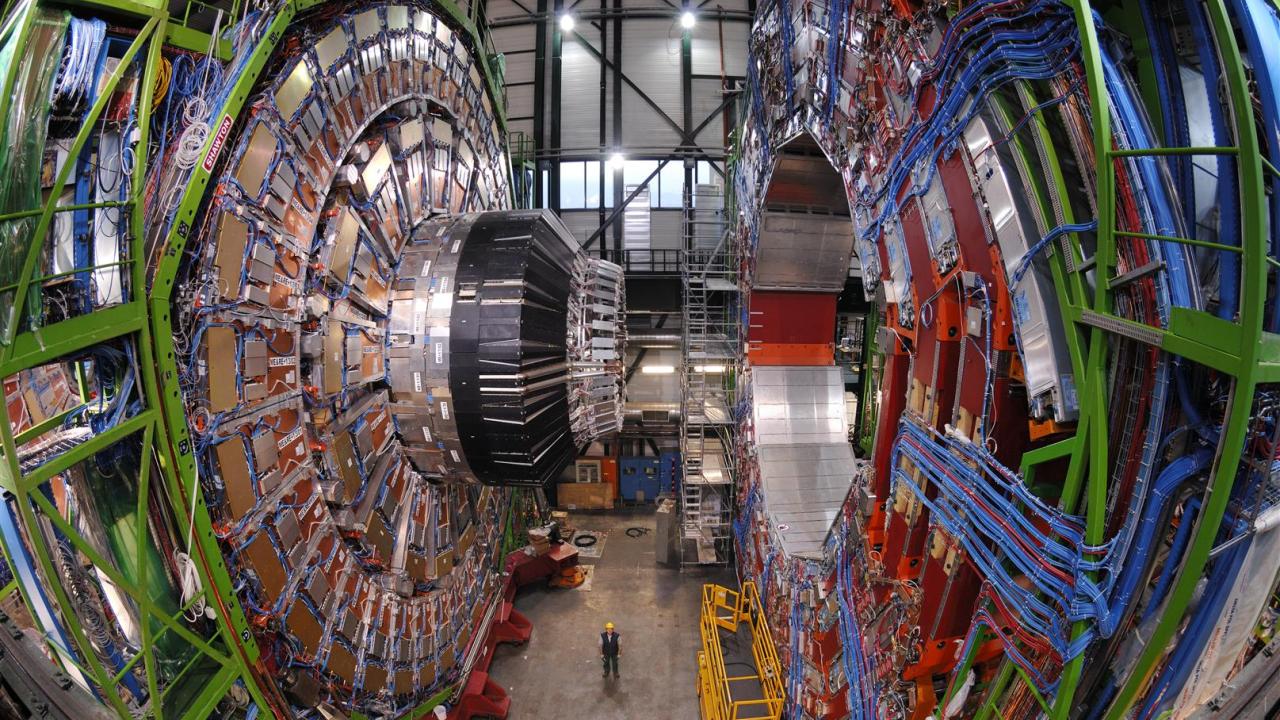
[[925, 0, 1272, 713], [0, 0, 513, 716]]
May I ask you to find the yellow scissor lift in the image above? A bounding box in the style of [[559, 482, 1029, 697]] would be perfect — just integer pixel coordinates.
[[698, 582, 785, 720]]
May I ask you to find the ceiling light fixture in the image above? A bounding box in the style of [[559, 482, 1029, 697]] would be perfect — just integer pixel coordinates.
[[640, 365, 676, 375]]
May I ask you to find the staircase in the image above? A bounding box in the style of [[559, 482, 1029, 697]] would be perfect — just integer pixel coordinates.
[[680, 183, 739, 566]]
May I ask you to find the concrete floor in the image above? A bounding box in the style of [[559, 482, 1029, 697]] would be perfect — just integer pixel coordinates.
[[489, 507, 735, 719]]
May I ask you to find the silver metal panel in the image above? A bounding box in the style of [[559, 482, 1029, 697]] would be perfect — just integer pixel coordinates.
[[623, 185, 651, 260], [753, 210, 854, 292], [750, 366, 860, 558], [965, 110, 1077, 422], [751, 366, 846, 446]]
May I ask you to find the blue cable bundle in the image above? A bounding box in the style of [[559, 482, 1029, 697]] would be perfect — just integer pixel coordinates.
[[1226, 0, 1280, 329], [856, 0, 1079, 246], [1137, 517, 1252, 716], [834, 527, 877, 719]]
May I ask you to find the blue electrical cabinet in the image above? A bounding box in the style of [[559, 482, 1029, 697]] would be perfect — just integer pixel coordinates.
[[619, 457, 661, 502], [619, 453, 682, 502]]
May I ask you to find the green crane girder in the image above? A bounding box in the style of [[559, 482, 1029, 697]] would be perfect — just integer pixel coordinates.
[[0, 0, 512, 716]]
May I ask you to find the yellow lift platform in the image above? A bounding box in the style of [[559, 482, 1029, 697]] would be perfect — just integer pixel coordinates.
[[697, 581, 785, 720]]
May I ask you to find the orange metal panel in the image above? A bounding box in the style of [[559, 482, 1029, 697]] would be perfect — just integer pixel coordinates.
[[746, 342, 834, 366]]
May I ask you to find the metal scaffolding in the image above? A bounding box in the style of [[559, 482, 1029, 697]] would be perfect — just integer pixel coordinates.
[[680, 183, 739, 566]]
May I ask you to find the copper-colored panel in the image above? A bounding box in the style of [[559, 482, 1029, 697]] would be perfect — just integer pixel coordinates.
[[207, 326, 239, 412], [434, 549, 453, 578], [395, 670, 414, 697], [364, 664, 388, 692], [212, 214, 249, 301], [323, 124, 341, 161], [242, 532, 288, 603], [300, 494, 327, 541], [235, 124, 276, 197], [330, 209, 359, 282], [272, 409, 309, 476], [214, 437, 255, 520], [327, 545, 351, 585], [275, 61, 313, 120], [328, 643, 357, 683], [288, 598, 324, 654], [365, 268, 389, 311], [334, 430, 361, 503], [264, 329, 297, 396], [408, 553, 428, 582], [360, 74, 382, 116], [360, 334, 382, 382], [367, 512, 393, 562]]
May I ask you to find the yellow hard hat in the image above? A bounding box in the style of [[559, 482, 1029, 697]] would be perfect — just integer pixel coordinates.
[[605, 622, 614, 630]]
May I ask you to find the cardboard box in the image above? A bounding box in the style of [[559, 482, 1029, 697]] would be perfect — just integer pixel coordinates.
[[557, 482, 615, 510], [550, 510, 573, 535]]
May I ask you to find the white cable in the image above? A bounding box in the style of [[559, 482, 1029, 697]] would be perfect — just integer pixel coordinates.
[[174, 551, 208, 622]]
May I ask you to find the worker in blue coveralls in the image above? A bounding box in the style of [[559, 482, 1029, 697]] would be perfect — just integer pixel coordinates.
[[600, 621, 621, 679]]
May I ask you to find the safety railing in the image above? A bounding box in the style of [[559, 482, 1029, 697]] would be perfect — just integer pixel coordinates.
[[698, 582, 784, 720], [590, 248, 684, 275]]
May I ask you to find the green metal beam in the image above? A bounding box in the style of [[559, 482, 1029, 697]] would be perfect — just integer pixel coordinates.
[[17, 412, 152, 494], [144, 6, 301, 712], [0, 303, 143, 377], [1101, 0, 1268, 710], [0, 16, 157, 351], [0, 0, 524, 715]]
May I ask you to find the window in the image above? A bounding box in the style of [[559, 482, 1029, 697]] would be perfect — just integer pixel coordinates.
[[557, 158, 702, 210], [697, 160, 718, 186], [659, 161, 685, 208], [559, 161, 586, 209], [623, 160, 660, 208], [692, 161, 724, 208], [585, 161, 602, 208]]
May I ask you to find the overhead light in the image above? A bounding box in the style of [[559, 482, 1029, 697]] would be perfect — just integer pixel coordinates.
[[609, 152, 626, 169], [640, 365, 675, 375], [559, 13, 575, 31], [695, 364, 725, 373], [680, 11, 696, 28]]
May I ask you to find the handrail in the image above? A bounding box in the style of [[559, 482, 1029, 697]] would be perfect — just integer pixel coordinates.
[[698, 581, 784, 720]]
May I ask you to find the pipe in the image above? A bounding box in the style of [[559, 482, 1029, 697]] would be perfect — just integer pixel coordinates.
[[623, 403, 681, 424], [628, 331, 682, 347]]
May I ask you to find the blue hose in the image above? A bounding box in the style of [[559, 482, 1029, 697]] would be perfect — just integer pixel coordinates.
[[1226, 0, 1280, 329]]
